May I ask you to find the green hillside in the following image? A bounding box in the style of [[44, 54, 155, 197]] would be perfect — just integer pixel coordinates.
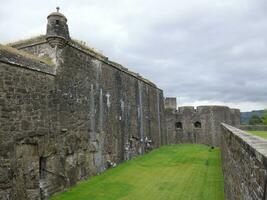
[[248, 131, 267, 140]]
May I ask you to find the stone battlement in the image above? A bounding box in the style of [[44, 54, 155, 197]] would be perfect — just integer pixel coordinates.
[[165, 97, 240, 146], [7, 36, 158, 89]]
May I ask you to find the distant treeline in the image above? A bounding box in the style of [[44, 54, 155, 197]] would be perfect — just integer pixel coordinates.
[[241, 110, 267, 125]]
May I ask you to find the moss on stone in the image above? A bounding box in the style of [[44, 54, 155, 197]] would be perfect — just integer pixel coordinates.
[[6, 35, 46, 48], [71, 39, 106, 58]]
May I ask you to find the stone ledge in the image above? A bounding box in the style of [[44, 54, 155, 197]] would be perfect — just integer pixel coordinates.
[[221, 123, 267, 164], [0, 46, 56, 76], [240, 125, 267, 131]]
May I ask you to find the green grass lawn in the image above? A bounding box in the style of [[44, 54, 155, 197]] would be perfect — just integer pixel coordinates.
[[51, 144, 224, 200], [247, 131, 267, 140]]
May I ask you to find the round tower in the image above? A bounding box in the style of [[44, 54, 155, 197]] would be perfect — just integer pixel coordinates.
[[46, 7, 70, 48]]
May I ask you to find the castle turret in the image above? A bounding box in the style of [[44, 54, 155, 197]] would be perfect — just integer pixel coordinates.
[[46, 7, 70, 48], [165, 97, 177, 111]]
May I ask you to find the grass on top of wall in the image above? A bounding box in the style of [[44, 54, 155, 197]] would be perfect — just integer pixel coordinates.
[[247, 131, 267, 140], [51, 144, 224, 200], [0, 44, 53, 65]]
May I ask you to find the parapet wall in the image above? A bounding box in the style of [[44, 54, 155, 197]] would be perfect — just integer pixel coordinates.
[[0, 44, 55, 75], [240, 125, 267, 131], [0, 47, 56, 200], [165, 104, 240, 147], [221, 123, 267, 200]]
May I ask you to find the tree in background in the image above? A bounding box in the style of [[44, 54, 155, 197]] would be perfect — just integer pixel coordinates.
[[249, 115, 263, 125], [262, 109, 267, 125]]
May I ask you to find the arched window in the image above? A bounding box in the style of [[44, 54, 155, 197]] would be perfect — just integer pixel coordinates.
[[175, 122, 183, 129], [194, 121, 201, 128]]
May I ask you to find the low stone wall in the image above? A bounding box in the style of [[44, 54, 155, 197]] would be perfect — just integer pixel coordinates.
[[221, 123, 267, 200], [240, 125, 267, 131]]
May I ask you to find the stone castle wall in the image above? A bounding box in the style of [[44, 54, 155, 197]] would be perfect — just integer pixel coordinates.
[[0, 39, 166, 199], [0, 47, 57, 200], [221, 124, 267, 200], [165, 103, 240, 147]]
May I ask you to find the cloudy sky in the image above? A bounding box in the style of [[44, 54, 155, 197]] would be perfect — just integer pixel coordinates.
[[1, 0, 267, 111]]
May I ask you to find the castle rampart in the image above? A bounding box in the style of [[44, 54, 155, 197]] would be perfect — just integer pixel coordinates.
[[165, 98, 240, 146], [0, 10, 166, 200]]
